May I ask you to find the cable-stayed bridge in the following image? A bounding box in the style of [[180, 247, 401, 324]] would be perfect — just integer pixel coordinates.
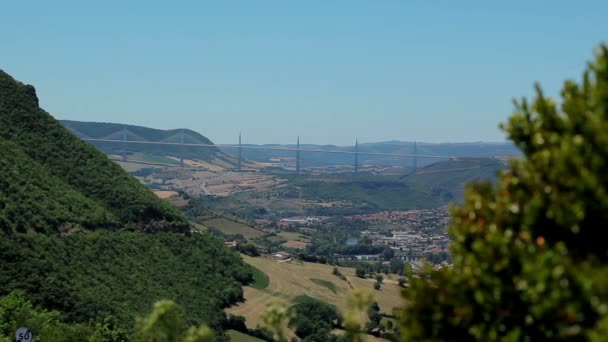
[[81, 130, 456, 174]]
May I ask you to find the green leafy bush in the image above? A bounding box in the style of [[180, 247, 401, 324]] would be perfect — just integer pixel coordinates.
[[399, 45, 608, 341]]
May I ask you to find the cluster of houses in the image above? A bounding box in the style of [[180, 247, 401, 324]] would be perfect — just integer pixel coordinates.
[[277, 216, 321, 227], [362, 229, 450, 258], [346, 207, 450, 234]]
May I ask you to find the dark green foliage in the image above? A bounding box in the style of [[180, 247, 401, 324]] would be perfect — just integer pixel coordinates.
[[355, 267, 366, 278], [382, 248, 395, 260], [0, 138, 113, 234], [366, 303, 382, 333], [310, 278, 339, 294], [133, 300, 216, 342], [289, 297, 340, 342], [249, 265, 270, 290], [0, 291, 94, 342], [0, 232, 251, 333], [388, 259, 405, 275], [399, 46, 608, 340], [236, 243, 261, 257], [0, 70, 189, 234], [90, 316, 130, 342], [292, 295, 319, 305], [223, 315, 248, 333]]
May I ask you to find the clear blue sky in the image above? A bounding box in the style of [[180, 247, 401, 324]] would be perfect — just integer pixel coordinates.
[[1, 1, 606, 145]]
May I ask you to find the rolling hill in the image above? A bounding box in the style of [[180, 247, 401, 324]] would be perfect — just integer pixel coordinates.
[[61, 120, 233, 165], [0, 70, 189, 234], [282, 157, 507, 215]]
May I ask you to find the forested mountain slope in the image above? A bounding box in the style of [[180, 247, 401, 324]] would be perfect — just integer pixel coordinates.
[[0, 70, 253, 339], [0, 232, 251, 333], [0, 70, 189, 234]]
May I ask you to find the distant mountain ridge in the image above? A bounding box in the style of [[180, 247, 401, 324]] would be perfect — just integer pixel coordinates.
[[61, 120, 224, 163], [0, 69, 190, 234]]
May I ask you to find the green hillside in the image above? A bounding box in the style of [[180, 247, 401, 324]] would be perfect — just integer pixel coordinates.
[[0, 138, 112, 234], [0, 232, 251, 332], [0, 70, 189, 234], [61, 120, 224, 162], [0, 70, 254, 339], [290, 158, 506, 214], [402, 157, 506, 201]]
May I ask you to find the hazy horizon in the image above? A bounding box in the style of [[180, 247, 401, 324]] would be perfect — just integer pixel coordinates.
[[3, 1, 607, 145]]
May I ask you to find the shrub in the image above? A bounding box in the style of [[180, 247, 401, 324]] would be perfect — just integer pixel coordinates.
[[399, 45, 608, 341]]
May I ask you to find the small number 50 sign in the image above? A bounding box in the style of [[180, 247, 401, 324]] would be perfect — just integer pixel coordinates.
[[15, 327, 33, 342]]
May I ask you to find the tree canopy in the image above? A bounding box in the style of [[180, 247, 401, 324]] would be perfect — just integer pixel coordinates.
[[0, 232, 252, 335]]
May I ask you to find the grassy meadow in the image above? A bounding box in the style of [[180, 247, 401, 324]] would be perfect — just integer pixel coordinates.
[[226, 255, 403, 330]]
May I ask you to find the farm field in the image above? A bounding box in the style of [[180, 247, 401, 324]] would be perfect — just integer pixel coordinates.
[[278, 231, 310, 250], [129, 152, 181, 165], [202, 218, 265, 238], [226, 255, 403, 330], [153, 190, 178, 199]]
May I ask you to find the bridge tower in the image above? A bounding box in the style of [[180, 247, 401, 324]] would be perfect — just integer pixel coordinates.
[[296, 136, 301, 174], [413, 141, 418, 172], [179, 129, 185, 167], [354, 138, 359, 174], [121, 126, 127, 162], [237, 132, 242, 172]]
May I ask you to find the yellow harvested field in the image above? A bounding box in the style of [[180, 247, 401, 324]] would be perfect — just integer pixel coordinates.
[[278, 232, 310, 250], [205, 173, 285, 197], [116, 160, 160, 172], [166, 157, 227, 171], [280, 240, 309, 249], [154, 190, 179, 199], [226, 255, 403, 330]]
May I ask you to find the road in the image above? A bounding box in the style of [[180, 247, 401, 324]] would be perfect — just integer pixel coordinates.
[[199, 171, 230, 196]]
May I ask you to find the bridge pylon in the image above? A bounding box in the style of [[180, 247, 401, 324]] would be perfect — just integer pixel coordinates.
[[122, 127, 127, 162], [354, 138, 359, 174], [413, 141, 418, 172], [238, 132, 242, 171], [179, 129, 185, 167], [296, 136, 301, 174]]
